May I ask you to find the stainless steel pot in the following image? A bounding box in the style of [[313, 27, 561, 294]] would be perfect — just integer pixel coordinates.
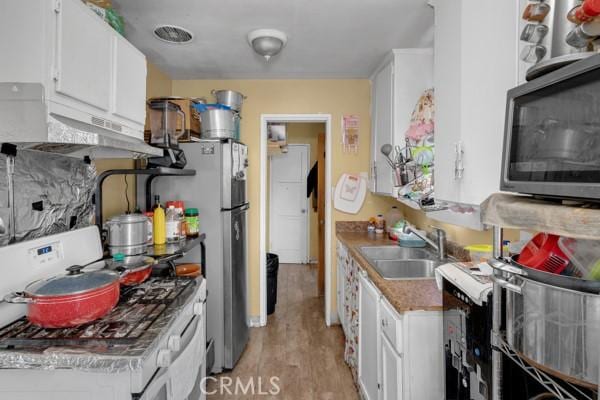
[[105, 214, 148, 256], [490, 258, 600, 387], [211, 90, 246, 112], [200, 109, 236, 139], [536, 119, 597, 161]]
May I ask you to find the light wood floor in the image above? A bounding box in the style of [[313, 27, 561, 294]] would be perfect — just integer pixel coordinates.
[[207, 263, 359, 400]]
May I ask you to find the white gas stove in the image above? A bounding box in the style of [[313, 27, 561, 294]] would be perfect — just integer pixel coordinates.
[[0, 227, 207, 400]]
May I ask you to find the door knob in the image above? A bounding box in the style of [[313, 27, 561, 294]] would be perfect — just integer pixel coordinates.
[[301, 209, 306, 214]]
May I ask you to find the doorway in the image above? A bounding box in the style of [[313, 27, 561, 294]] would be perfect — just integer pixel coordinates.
[[269, 144, 310, 264], [260, 115, 332, 327]]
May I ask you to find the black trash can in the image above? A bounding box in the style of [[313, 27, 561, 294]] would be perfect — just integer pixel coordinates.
[[266, 253, 279, 315]]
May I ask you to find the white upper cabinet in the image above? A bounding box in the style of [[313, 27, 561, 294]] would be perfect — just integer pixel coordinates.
[[1, 0, 147, 140], [113, 36, 147, 126], [370, 49, 433, 196], [55, 0, 113, 112], [371, 61, 394, 195], [431, 0, 518, 206]]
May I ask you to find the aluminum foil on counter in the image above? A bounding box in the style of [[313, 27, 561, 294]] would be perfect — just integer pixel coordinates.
[[0, 149, 96, 246]]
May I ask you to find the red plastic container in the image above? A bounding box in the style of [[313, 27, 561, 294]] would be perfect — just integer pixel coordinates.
[[519, 233, 569, 275]]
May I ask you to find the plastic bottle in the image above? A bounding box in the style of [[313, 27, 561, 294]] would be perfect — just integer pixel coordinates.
[[166, 205, 181, 243], [166, 200, 185, 239], [144, 211, 154, 244], [153, 196, 166, 245], [384, 206, 404, 234]]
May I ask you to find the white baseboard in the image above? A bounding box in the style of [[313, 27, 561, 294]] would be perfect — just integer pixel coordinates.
[[248, 315, 263, 327]]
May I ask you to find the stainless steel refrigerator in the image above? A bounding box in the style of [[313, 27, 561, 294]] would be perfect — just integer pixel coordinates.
[[139, 138, 249, 373]]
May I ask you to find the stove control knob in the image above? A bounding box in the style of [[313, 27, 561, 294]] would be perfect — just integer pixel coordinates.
[[168, 335, 181, 352], [193, 302, 204, 316], [157, 349, 171, 367]]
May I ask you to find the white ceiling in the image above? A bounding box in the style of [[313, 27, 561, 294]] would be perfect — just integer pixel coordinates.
[[113, 0, 434, 79]]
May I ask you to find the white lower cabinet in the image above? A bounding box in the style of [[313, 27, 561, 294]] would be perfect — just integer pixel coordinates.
[[337, 240, 443, 400], [358, 270, 381, 400], [381, 333, 402, 400], [379, 297, 444, 400]]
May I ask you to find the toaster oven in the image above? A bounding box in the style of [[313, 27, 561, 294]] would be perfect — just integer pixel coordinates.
[[501, 53, 600, 200]]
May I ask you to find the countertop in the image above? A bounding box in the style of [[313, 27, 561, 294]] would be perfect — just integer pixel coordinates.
[[337, 231, 442, 313]]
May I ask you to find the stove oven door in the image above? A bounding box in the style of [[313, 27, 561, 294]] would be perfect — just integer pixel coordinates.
[[169, 304, 206, 399], [136, 369, 170, 400], [136, 304, 206, 400]]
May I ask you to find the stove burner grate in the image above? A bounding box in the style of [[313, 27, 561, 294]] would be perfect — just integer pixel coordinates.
[[0, 277, 196, 347]]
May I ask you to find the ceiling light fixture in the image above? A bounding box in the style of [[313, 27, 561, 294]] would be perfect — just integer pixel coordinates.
[[247, 29, 288, 61]]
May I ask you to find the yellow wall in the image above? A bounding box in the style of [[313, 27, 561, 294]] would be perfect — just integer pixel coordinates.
[[172, 79, 398, 318], [96, 62, 172, 221], [147, 62, 173, 98], [266, 123, 325, 262]]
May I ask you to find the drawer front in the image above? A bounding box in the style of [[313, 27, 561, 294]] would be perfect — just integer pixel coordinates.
[[380, 297, 402, 353]]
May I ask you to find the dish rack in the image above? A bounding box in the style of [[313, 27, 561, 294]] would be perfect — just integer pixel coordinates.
[[482, 193, 600, 400]]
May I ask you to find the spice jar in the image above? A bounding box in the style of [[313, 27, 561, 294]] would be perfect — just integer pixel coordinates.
[[568, 0, 600, 23], [185, 208, 199, 238], [522, 1, 551, 22]]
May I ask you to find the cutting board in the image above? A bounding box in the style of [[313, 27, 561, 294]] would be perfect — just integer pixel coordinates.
[[334, 173, 367, 214]]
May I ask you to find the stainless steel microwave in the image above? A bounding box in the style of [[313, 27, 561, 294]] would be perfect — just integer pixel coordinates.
[[501, 53, 600, 200]]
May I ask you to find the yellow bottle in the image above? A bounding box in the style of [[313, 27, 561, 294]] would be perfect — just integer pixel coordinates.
[[153, 195, 166, 245]]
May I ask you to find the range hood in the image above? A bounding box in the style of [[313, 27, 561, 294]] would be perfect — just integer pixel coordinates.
[[0, 83, 162, 158]]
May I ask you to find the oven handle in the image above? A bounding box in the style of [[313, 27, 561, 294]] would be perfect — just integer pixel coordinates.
[[170, 306, 202, 363], [134, 366, 170, 400]]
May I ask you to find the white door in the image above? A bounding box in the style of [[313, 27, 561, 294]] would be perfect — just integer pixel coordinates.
[[270, 144, 309, 263], [359, 271, 381, 400], [432, 0, 463, 204], [381, 334, 403, 400]]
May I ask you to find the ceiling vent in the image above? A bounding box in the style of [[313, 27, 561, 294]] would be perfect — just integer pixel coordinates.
[[153, 25, 193, 44]]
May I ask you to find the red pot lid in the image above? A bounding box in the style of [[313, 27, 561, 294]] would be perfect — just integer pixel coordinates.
[[25, 262, 118, 298]]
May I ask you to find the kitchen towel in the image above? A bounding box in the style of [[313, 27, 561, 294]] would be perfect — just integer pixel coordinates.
[[435, 262, 493, 306]]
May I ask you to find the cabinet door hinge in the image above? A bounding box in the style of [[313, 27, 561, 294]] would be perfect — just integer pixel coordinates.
[[54, 0, 62, 13]]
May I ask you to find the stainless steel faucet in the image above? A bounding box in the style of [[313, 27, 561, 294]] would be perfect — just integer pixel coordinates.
[[402, 224, 447, 260]]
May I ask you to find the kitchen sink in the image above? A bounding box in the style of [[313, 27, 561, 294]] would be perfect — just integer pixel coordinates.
[[370, 259, 444, 280], [358, 246, 436, 261], [358, 245, 450, 280]]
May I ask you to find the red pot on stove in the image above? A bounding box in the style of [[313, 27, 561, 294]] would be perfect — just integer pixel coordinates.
[[4, 263, 120, 328]]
